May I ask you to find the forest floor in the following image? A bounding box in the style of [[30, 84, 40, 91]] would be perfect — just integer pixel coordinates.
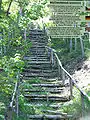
[[65, 57, 90, 90]]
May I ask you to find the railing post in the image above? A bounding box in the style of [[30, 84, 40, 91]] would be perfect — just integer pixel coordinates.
[[81, 93, 85, 118], [58, 62, 60, 80], [16, 83, 19, 118], [62, 70, 65, 85], [51, 49, 54, 65], [0, 32, 3, 56], [16, 71, 20, 118], [5, 107, 12, 120], [69, 78, 73, 98]]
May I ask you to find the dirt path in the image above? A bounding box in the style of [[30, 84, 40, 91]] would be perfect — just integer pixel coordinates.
[[65, 57, 90, 89], [72, 60, 90, 88]]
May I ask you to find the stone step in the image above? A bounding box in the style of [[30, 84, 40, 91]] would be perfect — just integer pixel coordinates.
[[24, 94, 70, 102]]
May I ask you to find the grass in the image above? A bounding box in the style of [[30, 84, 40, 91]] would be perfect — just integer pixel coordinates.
[[60, 87, 82, 120]]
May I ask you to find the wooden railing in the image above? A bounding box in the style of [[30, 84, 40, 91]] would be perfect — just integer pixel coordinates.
[[45, 46, 90, 117], [4, 81, 19, 120]]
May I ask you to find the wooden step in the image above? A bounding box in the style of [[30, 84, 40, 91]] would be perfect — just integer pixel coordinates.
[[24, 89, 63, 93], [29, 48, 46, 52], [31, 40, 47, 43], [30, 38, 48, 42], [28, 114, 70, 119], [32, 42, 47, 45], [26, 54, 48, 57], [24, 102, 62, 109], [26, 83, 63, 87], [30, 46, 45, 49], [23, 73, 58, 78], [23, 77, 59, 81], [23, 69, 57, 73], [27, 61, 50, 64], [24, 94, 70, 101], [24, 59, 49, 61], [24, 56, 48, 60], [23, 72, 58, 78], [42, 110, 68, 115]]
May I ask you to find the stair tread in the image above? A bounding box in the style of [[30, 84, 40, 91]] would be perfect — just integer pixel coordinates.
[[24, 89, 63, 93], [24, 102, 62, 108], [28, 114, 72, 119], [25, 83, 63, 87]]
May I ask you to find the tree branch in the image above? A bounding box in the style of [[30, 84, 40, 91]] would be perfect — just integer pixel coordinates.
[[6, 0, 13, 16]]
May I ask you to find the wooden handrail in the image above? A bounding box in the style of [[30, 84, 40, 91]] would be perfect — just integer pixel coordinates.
[[5, 81, 19, 120], [10, 82, 18, 108], [45, 46, 90, 101]]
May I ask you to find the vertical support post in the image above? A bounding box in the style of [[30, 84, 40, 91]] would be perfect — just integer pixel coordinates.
[[80, 37, 84, 58], [89, 32, 90, 43], [5, 107, 12, 120], [0, 32, 3, 56], [16, 87, 19, 118], [51, 50, 54, 65], [62, 70, 65, 85], [16, 71, 19, 118], [58, 62, 60, 80], [75, 38, 77, 51], [81, 93, 85, 118], [69, 78, 73, 98], [70, 38, 72, 52]]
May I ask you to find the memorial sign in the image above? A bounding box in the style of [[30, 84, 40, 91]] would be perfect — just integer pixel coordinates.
[[48, 0, 85, 38]]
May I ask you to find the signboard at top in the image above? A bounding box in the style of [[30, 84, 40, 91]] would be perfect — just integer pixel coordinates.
[[48, 0, 86, 38]]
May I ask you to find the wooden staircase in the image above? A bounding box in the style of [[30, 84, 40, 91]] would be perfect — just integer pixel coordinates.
[[21, 29, 72, 120]]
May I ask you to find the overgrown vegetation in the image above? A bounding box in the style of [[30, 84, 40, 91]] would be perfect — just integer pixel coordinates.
[[0, 0, 90, 120], [0, 0, 48, 119]]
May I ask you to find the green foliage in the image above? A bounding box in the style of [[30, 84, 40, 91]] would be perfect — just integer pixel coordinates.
[[0, 54, 24, 80], [61, 88, 82, 120], [0, 0, 48, 119]]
